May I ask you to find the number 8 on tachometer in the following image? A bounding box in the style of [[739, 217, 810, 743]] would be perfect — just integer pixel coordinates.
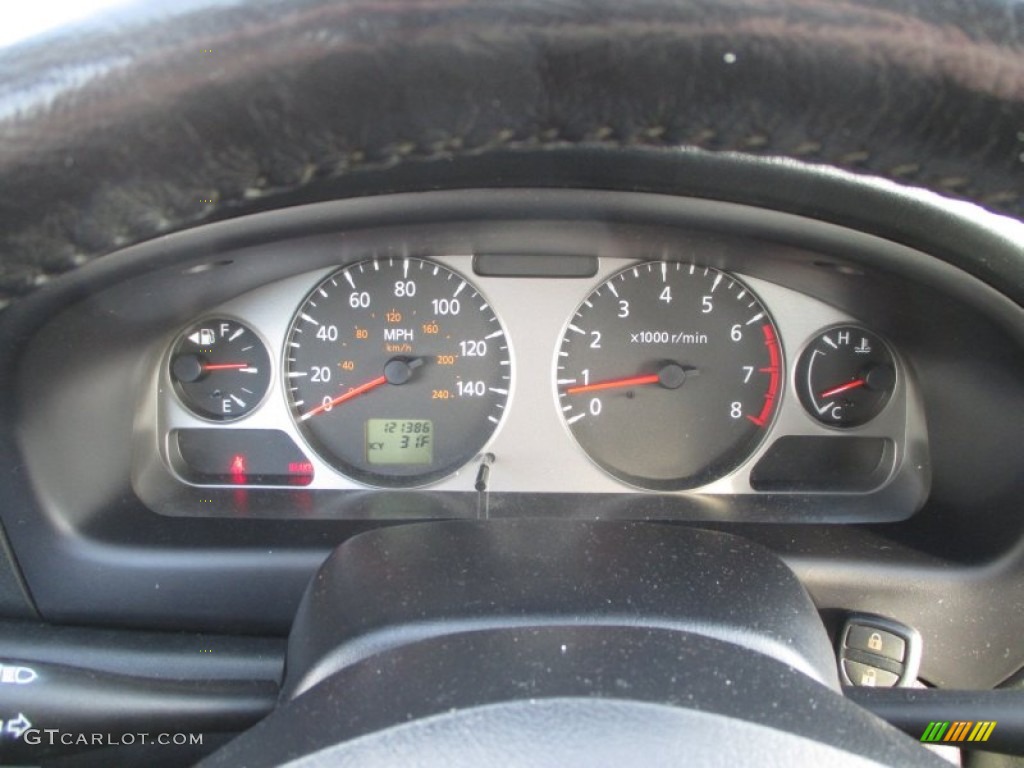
[[556, 262, 781, 490]]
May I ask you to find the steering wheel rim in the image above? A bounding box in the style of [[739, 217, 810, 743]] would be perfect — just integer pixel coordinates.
[[0, 0, 1022, 310]]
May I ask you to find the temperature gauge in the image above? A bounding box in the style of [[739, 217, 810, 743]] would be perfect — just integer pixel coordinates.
[[796, 325, 896, 428], [170, 318, 271, 421]]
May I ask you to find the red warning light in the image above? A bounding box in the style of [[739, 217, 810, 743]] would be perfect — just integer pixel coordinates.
[[288, 461, 314, 486], [230, 454, 248, 484]]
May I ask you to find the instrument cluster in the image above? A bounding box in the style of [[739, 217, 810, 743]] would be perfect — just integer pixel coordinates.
[[138, 252, 923, 512]]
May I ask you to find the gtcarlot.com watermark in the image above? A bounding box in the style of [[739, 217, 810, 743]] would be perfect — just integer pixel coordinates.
[[22, 730, 203, 747]]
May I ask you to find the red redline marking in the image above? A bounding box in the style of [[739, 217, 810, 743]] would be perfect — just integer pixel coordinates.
[[752, 324, 781, 428], [566, 373, 660, 395], [755, 393, 776, 424], [301, 375, 388, 419]]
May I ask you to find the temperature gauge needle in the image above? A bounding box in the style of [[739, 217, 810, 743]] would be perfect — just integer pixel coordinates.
[[819, 379, 866, 399], [300, 375, 388, 421]]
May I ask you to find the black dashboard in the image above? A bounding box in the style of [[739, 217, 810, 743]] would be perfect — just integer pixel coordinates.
[[1, 188, 1020, 694]]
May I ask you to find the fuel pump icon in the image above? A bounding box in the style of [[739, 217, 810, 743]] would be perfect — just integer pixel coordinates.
[[187, 328, 217, 346]]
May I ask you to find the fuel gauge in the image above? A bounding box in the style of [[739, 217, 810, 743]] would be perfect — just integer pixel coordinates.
[[170, 318, 271, 421], [796, 325, 896, 428]]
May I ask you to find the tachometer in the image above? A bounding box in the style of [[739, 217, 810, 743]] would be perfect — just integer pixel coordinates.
[[285, 258, 510, 487], [556, 262, 781, 490]]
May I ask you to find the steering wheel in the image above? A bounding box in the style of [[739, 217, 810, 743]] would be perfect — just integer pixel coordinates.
[[2, 0, 1022, 308], [1, 1, 1021, 765]]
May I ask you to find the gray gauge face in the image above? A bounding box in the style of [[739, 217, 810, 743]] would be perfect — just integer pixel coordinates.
[[556, 262, 782, 490], [169, 318, 271, 421], [796, 325, 896, 427], [285, 258, 511, 487]]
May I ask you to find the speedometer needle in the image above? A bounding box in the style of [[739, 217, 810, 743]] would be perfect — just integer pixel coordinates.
[[299, 375, 388, 421], [819, 379, 866, 399], [201, 363, 250, 372], [298, 356, 425, 421]]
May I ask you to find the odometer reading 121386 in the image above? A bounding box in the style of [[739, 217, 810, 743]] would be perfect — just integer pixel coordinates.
[[556, 262, 781, 490], [285, 258, 510, 487]]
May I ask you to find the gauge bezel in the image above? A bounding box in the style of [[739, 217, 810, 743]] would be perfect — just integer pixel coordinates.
[[552, 261, 784, 491], [128, 193, 929, 526], [281, 258, 514, 489], [793, 323, 899, 431], [168, 314, 274, 423]]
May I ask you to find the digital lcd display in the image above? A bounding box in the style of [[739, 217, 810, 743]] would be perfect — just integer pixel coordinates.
[[366, 419, 433, 465]]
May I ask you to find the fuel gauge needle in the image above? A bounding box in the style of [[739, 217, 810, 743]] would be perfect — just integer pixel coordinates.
[[300, 375, 388, 420]]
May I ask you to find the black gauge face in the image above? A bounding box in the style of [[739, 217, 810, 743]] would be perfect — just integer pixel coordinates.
[[556, 262, 781, 490], [796, 325, 896, 427], [170, 318, 271, 421], [285, 258, 511, 487]]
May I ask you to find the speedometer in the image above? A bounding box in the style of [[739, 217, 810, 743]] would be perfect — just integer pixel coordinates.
[[285, 258, 510, 487], [556, 262, 781, 490]]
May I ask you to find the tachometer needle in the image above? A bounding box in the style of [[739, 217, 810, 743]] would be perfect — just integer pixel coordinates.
[[300, 375, 388, 421], [566, 373, 661, 395], [819, 379, 866, 399]]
